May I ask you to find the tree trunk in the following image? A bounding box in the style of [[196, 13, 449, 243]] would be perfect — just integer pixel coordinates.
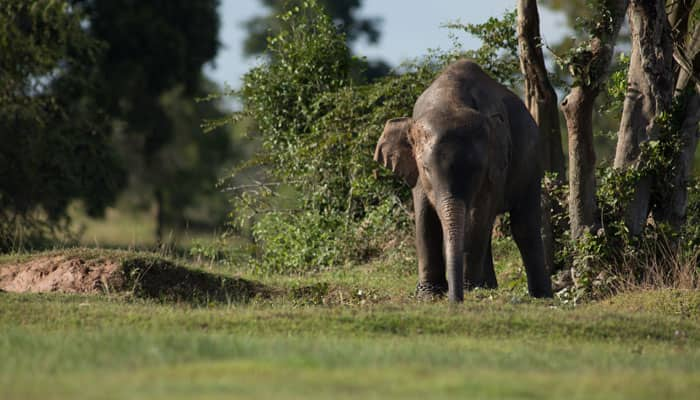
[[613, 0, 674, 236], [560, 0, 628, 239], [155, 187, 164, 244], [668, 0, 696, 84], [562, 88, 598, 239], [661, 12, 700, 230], [517, 0, 566, 178], [517, 0, 566, 274], [673, 22, 700, 96], [662, 90, 700, 229]]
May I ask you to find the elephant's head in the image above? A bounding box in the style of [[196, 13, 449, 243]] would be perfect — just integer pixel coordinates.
[[374, 110, 493, 302]]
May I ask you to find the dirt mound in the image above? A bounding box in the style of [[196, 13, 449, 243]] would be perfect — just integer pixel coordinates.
[[0, 253, 268, 303], [0, 256, 122, 294]]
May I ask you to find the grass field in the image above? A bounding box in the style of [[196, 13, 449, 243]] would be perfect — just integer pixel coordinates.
[[1, 246, 699, 399]]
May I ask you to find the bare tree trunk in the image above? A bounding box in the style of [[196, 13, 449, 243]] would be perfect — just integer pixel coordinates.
[[663, 90, 700, 228], [517, 0, 566, 177], [668, 0, 696, 83], [674, 22, 700, 96], [562, 88, 598, 239], [560, 0, 629, 239], [662, 15, 700, 230], [613, 0, 674, 236], [517, 0, 566, 273], [155, 187, 164, 244]]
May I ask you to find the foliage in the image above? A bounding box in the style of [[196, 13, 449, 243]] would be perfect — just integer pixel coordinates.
[[543, 172, 571, 270], [540, 0, 596, 33], [75, 0, 221, 100], [228, 1, 420, 273], [242, 0, 381, 56], [0, 0, 126, 251], [443, 10, 521, 90], [72, 0, 230, 236], [243, 0, 390, 81], [551, 0, 624, 89], [151, 81, 237, 229], [682, 181, 700, 248], [596, 51, 630, 139], [539, 1, 628, 158], [251, 211, 346, 273]]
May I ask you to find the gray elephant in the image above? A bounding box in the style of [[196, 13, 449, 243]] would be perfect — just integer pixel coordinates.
[[374, 60, 552, 302]]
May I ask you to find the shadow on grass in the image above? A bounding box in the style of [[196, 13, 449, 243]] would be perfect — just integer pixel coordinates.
[[121, 256, 270, 304]]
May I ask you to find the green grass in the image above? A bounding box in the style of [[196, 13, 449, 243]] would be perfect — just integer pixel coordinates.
[[69, 207, 159, 248], [1, 246, 699, 399], [67, 206, 246, 255]]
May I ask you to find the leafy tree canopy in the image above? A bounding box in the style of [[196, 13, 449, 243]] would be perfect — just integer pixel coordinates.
[[243, 0, 381, 56], [0, 0, 126, 249], [71, 0, 233, 237], [73, 0, 221, 157], [243, 0, 390, 81]]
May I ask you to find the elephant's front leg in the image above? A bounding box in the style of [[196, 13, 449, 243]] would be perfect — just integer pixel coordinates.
[[463, 213, 497, 290], [413, 185, 447, 297]]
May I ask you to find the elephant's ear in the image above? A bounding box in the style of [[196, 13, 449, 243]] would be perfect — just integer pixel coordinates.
[[374, 117, 418, 187]]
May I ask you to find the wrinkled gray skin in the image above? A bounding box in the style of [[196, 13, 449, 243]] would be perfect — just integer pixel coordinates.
[[374, 60, 552, 302]]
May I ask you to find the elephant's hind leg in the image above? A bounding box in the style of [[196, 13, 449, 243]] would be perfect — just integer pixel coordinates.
[[510, 181, 553, 298], [484, 237, 498, 289], [413, 185, 447, 297]]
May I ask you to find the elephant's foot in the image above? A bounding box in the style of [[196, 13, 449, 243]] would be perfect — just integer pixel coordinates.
[[415, 281, 447, 299]]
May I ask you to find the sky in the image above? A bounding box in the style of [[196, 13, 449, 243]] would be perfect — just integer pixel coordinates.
[[205, 0, 571, 88]]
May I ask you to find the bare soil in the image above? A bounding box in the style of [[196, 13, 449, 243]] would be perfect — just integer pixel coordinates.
[[0, 255, 123, 294], [0, 253, 268, 303]]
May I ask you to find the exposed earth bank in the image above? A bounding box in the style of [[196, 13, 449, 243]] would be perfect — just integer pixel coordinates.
[[0, 251, 266, 303]]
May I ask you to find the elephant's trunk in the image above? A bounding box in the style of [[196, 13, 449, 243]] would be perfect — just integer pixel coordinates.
[[440, 198, 466, 303]]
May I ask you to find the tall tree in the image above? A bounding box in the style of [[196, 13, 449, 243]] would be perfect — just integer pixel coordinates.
[[0, 0, 125, 250], [560, 0, 629, 239], [74, 0, 226, 240], [613, 0, 675, 236]]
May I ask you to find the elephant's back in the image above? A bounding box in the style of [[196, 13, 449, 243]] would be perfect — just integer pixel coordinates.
[[412, 60, 510, 119]]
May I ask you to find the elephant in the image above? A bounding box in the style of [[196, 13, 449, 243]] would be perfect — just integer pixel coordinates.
[[374, 59, 552, 302]]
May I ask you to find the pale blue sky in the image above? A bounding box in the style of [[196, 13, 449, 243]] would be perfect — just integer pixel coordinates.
[[206, 0, 570, 88]]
